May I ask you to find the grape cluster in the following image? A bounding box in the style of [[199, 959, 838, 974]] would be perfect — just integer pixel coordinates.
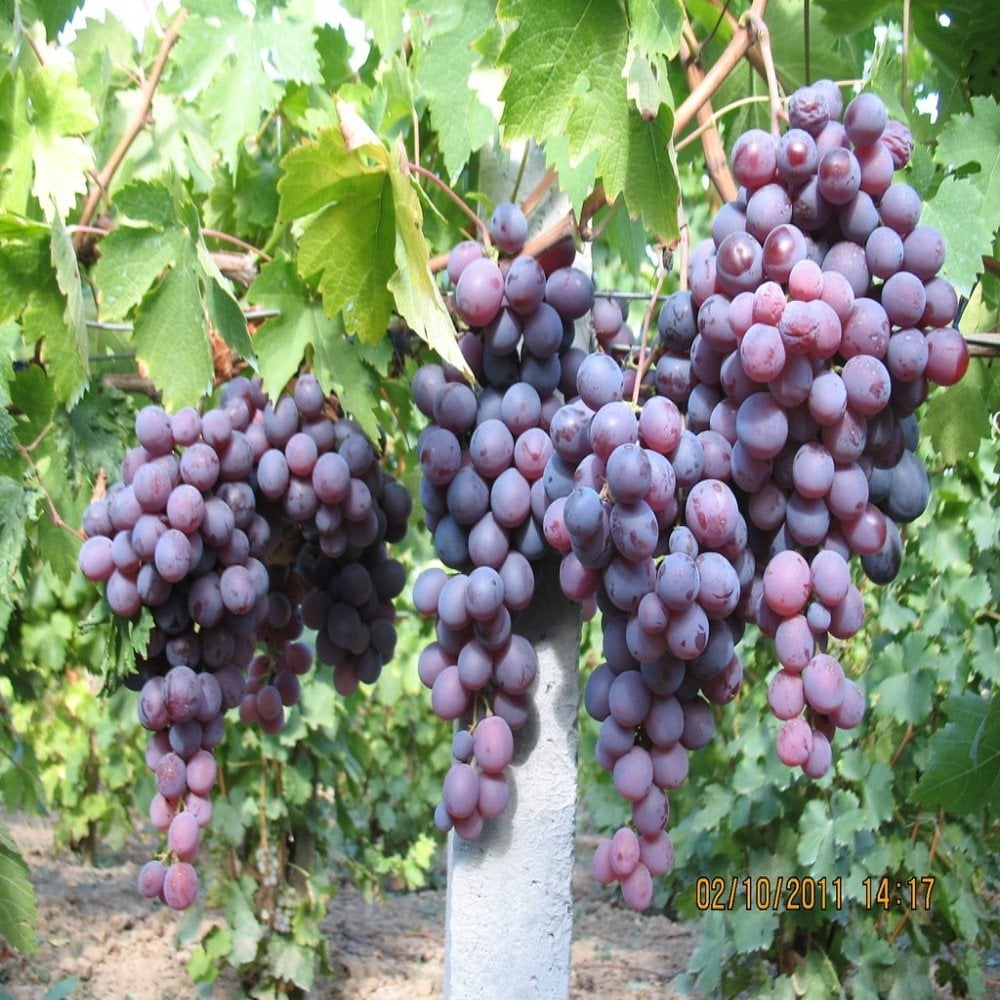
[[80, 375, 410, 909], [412, 201, 596, 837], [415, 80, 968, 914], [670, 81, 966, 779]]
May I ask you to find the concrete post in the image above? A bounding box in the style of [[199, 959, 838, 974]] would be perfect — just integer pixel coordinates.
[[443, 556, 582, 1000]]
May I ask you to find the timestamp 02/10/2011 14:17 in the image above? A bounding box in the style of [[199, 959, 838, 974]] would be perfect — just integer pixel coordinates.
[[694, 875, 937, 913]]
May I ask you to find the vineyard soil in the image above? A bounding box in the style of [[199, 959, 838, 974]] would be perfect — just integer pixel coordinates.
[[0, 814, 698, 999]]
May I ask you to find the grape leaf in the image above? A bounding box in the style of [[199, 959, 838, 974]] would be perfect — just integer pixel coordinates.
[[277, 126, 380, 221], [0, 819, 36, 954], [248, 254, 383, 442], [911, 0, 1000, 100], [628, 0, 684, 59], [0, 215, 48, 239], [341, 0, 406, 54], [386, 142, 471, 379], [224, 883, 264, 966], [23, 62, 98, 218], [934, 95, 1000, 216], [912, 693, 1000, 814], [169, 4, 321, 172], [919, 175, 992, 296], [922, 361, 1000, 465], [544, 134, 599, 218], [497, 0, 628, 143], [765, 0, 867, 93], [267, 938, 315, 992], [45, 207, 88, 406], [414, 0, 498, 180], [93, 180, 251, 401], [607, 105, 679, 243], [811, 0, 893, 34], [0, 473, 39, 648], [133, 265, 213, 409], [0, 321, 17, 458], [497, 0, 678, 241], [297, 172, 397, 346]]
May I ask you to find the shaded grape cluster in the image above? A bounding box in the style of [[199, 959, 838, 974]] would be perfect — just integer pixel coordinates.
[[80, 374, 410, 910]]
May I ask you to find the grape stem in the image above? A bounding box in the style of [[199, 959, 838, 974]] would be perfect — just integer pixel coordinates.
[[700, 0, 779, 91], [519, 167, 557, 219], [15, 439, 86, 540], [631, 251, 670, 407], [677, 202, 691, 294], [674, 95, 773, 153], [407, 162, 492, 250], [75, 9, 189, 247], [742, 10, 785, 135], [70, 222, 272, 262]]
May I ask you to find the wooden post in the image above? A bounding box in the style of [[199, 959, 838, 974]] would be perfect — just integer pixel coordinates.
[[444, 557, 582, 1000]]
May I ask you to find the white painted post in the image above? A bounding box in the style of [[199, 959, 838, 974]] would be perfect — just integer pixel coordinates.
[[444, 556, 582, 1000]]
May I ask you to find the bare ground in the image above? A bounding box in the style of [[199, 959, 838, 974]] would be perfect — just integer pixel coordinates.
[[0, 814, 697, 1000]]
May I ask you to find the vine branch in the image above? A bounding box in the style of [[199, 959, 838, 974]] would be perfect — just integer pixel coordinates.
[[743, 10, 785, 135], [679, 23, 739, 202], [75, 9, 189, 246], [407, 162, 492, 249], [673, 0, 769, 138]]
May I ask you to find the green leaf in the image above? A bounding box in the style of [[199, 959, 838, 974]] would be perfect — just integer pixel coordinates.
[[873, 661, 935, 725], [248, 255, 325, 399], [342, 0, 405, 54], [133, 265, 213, 409], [225, 882, 264, 966], [0, 214, 48, 239], [92, 204, 189, 322], [765, 0, 867, 93], [45, 208, 88, 405], [297, 172, 397, 345], [277, 125, 381, 221], [268, 938, 315, 991], [912, 692, 1000, 813], [934, 93, 1000, 212], [796, 799, 835, 871], [311, 320, 384, 445], [0, 818, 37, 954], [0, 476, 38, 638], [414, 0, 498, 180], [544, 134, 599, 218], [249, 254, 384, 441], [919, 176, 992, 295], [196, 243, 254, 362], [922, 361, 1000, 465], [911, 0, 1000, 101], [27, 0, 81, 39], [498, 0, 628, 144], [23, 62, 98, 218], [386, 141, 471, 378], [628, 0, 684, 59], [0, 321, 17, 458], [602, 105, 679, 242], [170, 6, 321, 172]]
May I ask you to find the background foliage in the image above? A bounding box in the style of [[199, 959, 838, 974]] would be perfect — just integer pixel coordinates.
[[0, 0, 997, 996]]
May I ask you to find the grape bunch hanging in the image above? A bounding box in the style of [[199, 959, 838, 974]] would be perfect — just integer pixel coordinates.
[[80, 375, 411, 909], [412, 81, 968, 911]]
